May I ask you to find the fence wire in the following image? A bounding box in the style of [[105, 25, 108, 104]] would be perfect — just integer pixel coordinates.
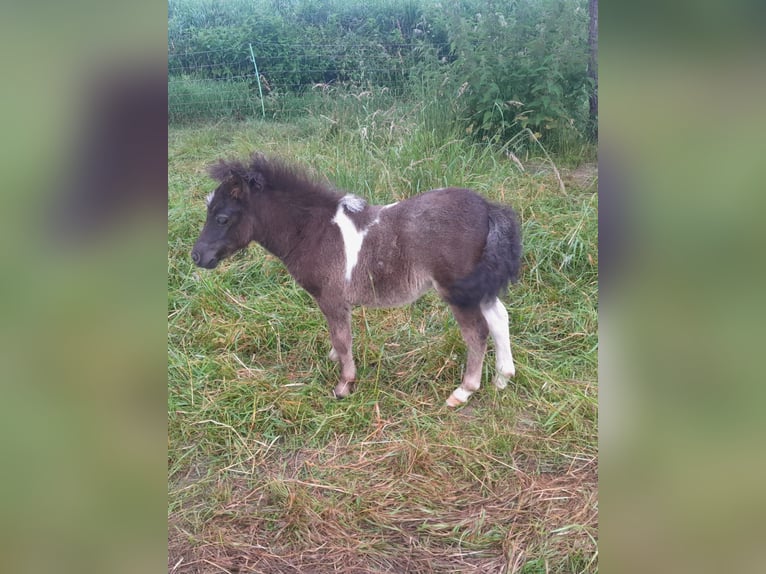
[[168, 43, 441, 123]]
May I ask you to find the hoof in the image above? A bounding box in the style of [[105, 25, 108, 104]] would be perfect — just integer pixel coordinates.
[[333, 381, 354, 398], [493, 375, 509, 390], [445, 395, 464, 407], [494, 364, 515, 389], [446, 387, 472, 407]]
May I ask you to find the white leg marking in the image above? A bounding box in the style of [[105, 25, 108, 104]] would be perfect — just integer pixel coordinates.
[[332, 203, 368, 282], [446, 386, 473, 407], [481, 298, 516, 389], [447, 368, 482, 407], [328, 347, 339, 362]]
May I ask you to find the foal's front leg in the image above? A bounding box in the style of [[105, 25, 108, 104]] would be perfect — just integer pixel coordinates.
[[318, 299, 356, 398]]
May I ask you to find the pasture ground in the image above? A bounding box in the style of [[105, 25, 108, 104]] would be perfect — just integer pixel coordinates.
[[168, 116, 598, 573]]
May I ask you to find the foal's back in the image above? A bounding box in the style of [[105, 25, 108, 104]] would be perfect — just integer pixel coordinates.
[[346, 188, 490, 307]]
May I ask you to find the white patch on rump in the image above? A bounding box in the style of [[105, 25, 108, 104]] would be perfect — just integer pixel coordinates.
[[333, 202, 368, 282]]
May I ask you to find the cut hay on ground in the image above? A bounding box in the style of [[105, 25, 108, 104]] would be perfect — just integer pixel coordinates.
[[169, 430, 597, 573]]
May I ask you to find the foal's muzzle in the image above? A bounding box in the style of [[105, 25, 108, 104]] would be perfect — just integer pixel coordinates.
[[191, 247, 219, 269]]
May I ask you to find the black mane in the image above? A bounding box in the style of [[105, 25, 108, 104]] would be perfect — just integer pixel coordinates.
[[209, 153, 342, 207]]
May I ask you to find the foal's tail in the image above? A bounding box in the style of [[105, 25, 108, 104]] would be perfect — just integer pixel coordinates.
[[447, 203, 522, 308]]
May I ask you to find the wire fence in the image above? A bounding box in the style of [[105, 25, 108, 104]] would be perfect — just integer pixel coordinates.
[[168, 42, 443, 123]]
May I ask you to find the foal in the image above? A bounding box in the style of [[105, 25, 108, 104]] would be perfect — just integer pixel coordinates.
[[191, 154, 522, 406]]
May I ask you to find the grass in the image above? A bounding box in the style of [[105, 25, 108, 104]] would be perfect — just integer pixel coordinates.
[[168, 111, 598, 573]]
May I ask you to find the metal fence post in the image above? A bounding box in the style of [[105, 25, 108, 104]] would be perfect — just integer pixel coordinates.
[[249, 43, 266, 118]]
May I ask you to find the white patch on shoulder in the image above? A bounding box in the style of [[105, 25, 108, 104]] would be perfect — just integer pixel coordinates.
[[382, 201, 398, 210], [205, 192, 214, 206], [332, 203, 368, 282], [339, 194, 366, 213]]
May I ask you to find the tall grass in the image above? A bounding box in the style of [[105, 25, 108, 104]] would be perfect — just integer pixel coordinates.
[[168, 109, 598, 572]]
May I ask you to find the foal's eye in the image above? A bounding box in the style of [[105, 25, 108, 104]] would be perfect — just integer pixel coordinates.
[[215, 214, 229, 225]]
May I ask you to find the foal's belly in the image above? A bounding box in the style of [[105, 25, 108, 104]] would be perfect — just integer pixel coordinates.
[[348, 266, 435, 308], [345, 210, 442, 308]]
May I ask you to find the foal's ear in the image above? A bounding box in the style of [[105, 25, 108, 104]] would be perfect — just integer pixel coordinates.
[[247, 172, 264, 193], [229, 172, 263, 199], [228, 181, 245, 199]]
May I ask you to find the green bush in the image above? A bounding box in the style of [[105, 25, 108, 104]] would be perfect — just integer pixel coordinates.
[[444, 0, 591, 149]]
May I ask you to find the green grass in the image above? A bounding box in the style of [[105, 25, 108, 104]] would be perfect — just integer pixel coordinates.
[[168, 113, 598, 573]]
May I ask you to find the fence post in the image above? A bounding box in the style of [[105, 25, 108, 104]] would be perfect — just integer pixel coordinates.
[[249, 43, 266, 119]]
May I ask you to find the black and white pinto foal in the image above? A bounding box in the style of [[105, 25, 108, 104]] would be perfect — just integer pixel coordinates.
[[191, 154, 522, 406]]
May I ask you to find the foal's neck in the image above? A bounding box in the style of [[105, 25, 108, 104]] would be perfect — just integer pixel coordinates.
[[253, 188, 339, 264]]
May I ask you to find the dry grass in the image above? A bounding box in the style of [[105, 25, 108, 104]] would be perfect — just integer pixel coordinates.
[[169, 426, 597, 574]]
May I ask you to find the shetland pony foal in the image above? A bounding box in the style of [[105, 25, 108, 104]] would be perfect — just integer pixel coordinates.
[[192, 154, 522, 406]]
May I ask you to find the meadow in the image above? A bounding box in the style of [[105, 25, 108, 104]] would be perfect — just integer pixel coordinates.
[[168, 109, 598, 572]]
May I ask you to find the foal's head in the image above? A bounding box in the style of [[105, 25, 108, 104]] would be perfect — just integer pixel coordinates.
[[191, 160, 263, 269]]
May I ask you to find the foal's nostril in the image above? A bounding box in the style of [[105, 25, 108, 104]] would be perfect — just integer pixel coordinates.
[[191, 250, 200, 264]]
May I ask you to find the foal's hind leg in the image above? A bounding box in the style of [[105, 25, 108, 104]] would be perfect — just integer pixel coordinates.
[[445, 305, 489, 407], [480, 298, 516, 389], [317, 299, 356, 398]]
